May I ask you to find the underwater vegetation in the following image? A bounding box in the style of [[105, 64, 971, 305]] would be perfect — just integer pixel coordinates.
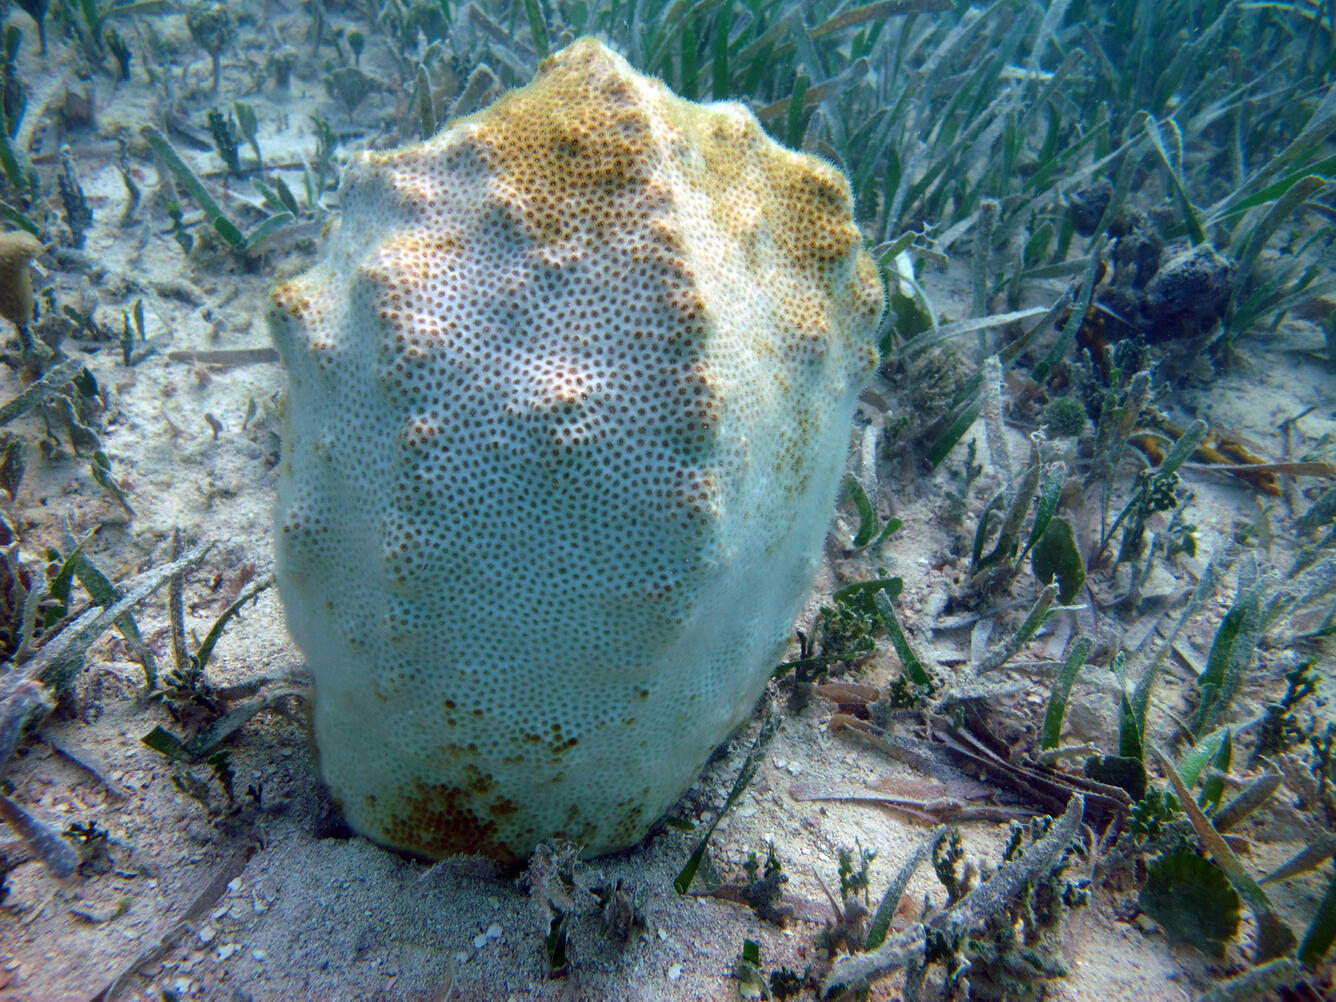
[[0, 0, 1331, 999]]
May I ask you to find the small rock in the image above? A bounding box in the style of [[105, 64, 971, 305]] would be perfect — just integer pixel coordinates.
[[668, 964, 683, 981], [198, 927, 216, 944], [1145, 244, 1234, 341], [216, 943, 238, 961], [251, 949, 267, 963], [485, 923, 502, 940]]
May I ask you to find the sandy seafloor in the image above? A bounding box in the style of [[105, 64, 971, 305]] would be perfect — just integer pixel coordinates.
[[1, 6, 1334, 1002]]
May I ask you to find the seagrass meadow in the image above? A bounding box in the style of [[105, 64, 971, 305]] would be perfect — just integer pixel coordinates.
[[0, 1, 1334, 1000]]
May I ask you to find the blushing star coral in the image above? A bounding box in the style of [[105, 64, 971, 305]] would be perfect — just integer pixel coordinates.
[[270, 36, 883, 862]]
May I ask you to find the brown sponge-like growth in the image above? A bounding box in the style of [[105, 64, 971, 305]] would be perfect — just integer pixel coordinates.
[[0, 230, 42, 332], [271, 37, 883, 861]]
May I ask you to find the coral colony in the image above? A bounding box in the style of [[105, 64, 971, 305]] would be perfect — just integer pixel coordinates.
[[271, 39, 882, 861]]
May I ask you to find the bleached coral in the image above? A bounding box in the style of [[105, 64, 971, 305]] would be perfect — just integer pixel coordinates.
[[271, 37, 882, 861]]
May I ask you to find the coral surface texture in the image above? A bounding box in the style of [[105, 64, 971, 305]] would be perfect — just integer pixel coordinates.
[[270, 36, 882, 861]]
